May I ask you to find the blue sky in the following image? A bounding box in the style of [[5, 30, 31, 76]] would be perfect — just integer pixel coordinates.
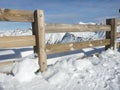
[[0, 0, 120, 30]]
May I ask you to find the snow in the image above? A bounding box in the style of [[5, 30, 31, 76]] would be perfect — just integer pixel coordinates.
[[0, 29, 32, 36], [0, 24, 120, 90], [79, 22, 96, 25], [12, 55, 39, 83], [1, 49, 120, 90]]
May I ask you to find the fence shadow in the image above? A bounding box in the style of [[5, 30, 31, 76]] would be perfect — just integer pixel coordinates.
[[0, 48, 33, 60], [0, 47, 105, 61]]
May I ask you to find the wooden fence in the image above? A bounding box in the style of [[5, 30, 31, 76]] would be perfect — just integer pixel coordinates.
[[0, 8, 120, 72], [0, 8, 47, 72]]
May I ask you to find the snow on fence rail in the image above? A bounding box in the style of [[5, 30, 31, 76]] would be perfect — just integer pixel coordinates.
[[0, 8, 120, 72]]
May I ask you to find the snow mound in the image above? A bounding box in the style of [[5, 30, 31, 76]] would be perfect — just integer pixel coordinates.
[[12, 55, 39, 83], [48, 71, 69, 85], [74, 59, 93, 71]]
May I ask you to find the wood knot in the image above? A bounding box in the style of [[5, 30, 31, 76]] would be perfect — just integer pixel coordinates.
[[39, 14, 42, 17]]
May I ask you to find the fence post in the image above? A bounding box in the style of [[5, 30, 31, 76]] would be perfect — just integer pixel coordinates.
[[32, 22, 37, 53], [33, 10, 47, 72], [105, 18, 117, 50]]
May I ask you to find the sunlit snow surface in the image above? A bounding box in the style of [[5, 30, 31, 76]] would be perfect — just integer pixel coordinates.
[[0, 49, 120, 90]]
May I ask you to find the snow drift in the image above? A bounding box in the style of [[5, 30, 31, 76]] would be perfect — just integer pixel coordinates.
[[12, 56, 39, 83]]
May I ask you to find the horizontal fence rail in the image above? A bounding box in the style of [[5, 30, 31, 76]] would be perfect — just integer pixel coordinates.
[[0, 9, 34, 22], [45, 24, 111, 33], [116, 32, 120, 37], [0, 35, 36, 48], [117, 42, 120, 48], [46, 39, 110, 54], [117, 19, 120, 25]]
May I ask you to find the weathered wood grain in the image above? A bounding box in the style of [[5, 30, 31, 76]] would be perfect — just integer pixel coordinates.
[[106, 18, 117, 50], [32, 22, 38, 53], [105, 19, 111, 50], [117, 42, 120, 48], [0, 8, 34, 22], [34, 10, 47, 72], [117, 19, 120, 25], [46, 39, 110, 54], [0, 35, 36, 48], [116, 32, 120, 37], [45, 24, 111, 33]]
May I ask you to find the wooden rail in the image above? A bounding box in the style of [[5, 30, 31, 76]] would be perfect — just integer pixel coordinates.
[[117, 19, 120, 25], [0, 36, 36, 48], [45, 24, 111, 33], [117, 42, 120, 48], [116, 32, 120, 37], [46, 39, 110, 54], [0, 9, 34, 22]]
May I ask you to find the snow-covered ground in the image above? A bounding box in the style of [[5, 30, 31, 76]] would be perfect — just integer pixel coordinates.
[[0, 49, 120, 90], [0, 24, 120, 90]]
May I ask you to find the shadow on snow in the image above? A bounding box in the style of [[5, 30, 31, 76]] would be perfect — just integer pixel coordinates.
[[0, 47, 105, 61]]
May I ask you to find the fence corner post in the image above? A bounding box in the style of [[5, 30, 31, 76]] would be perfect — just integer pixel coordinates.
[[105, 18, 117, 50], [33, 10, 47, 72]]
